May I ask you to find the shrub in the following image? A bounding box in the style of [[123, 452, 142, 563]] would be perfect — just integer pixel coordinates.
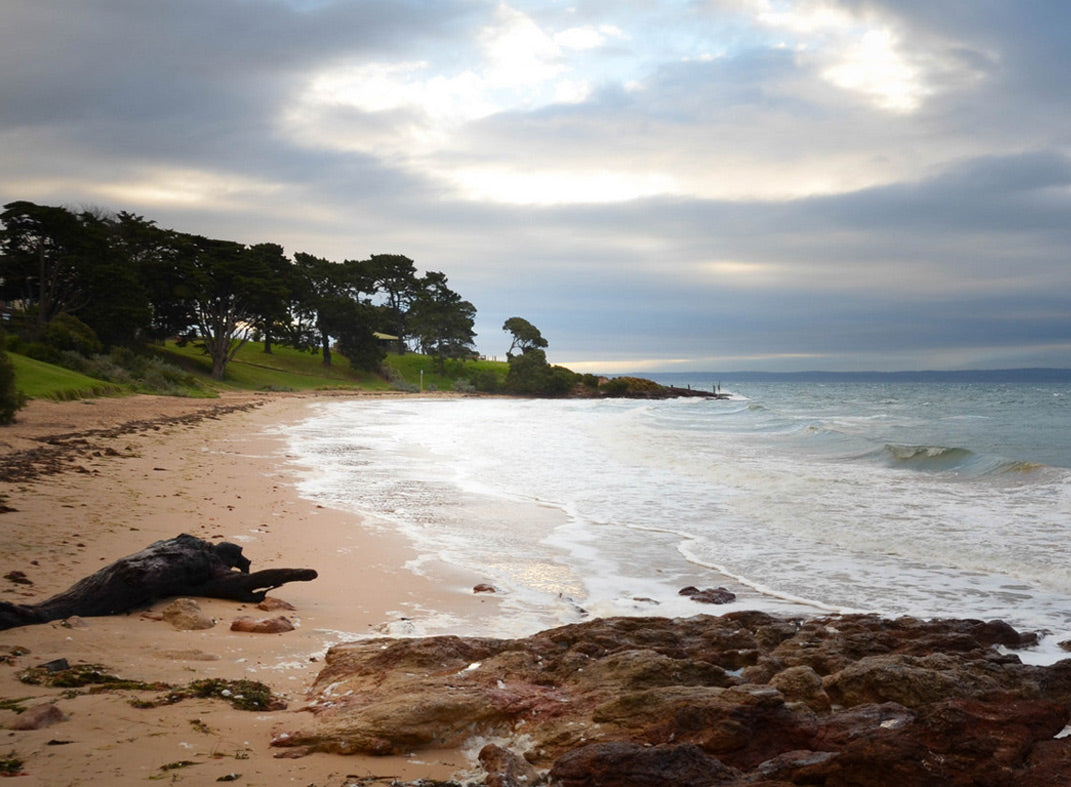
[[43, 314, 103, 356], [0, 337, 26, 425], [471, 370, 501, 393]]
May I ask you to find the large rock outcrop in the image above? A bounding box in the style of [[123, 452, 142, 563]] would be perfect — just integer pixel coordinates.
[[272, 612, 1071, 785]]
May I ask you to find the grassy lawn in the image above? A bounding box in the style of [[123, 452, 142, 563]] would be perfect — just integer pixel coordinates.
[[385, 353, 509, 392], [157, 341, 391, 392], [10, 353, 125, 400], [10, 339, 512, 401]]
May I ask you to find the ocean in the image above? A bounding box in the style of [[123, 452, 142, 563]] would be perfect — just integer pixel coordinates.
[[280, 378, 1071, 661]]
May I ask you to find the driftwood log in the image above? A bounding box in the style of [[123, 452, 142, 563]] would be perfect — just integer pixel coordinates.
[[0, 533, 317, 630]]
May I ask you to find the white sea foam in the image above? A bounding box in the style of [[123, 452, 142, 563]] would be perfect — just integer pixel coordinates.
[[281, 383, 1071, 659]]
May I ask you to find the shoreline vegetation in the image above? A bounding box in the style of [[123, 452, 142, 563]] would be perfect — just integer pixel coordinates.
[[7, 339, 731, 410]]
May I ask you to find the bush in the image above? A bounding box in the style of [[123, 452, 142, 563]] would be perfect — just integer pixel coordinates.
[[45, 347, 202, 396], [471, 370, 501, 393], [504, 350, 579, 396], [600, 376, 668, 397], [43, 314, 102, 356], [0, 336, 27, 424]]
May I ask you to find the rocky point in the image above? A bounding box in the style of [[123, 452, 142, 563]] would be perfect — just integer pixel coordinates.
[[271, 611, 1071, 785]]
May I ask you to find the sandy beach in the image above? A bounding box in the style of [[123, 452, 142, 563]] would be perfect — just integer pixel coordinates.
[[0, 392, 497, 785]]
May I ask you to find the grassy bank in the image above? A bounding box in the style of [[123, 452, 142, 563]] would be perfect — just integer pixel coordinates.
[[10, 354, 126, 400], [12, 341, 510, 401]]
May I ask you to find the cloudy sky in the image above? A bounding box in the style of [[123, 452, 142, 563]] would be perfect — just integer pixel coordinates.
[[2, 1, 1069, 372]]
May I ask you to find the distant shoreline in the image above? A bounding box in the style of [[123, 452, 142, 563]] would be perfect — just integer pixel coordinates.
[[638, 367, 1071, 384]]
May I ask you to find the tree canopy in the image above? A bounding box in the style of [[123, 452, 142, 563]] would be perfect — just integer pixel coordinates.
[[0, 200, 481, 381], [503, 316, 548, 357]]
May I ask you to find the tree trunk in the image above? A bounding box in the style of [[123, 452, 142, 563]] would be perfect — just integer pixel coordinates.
[[320, 329, 332, 366], [0, 534, 317, 630]]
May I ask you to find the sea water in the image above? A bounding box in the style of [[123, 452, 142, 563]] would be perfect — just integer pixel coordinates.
[[281, 380, 1071, 657]]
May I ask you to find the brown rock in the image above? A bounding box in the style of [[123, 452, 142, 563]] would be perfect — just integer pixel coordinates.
[[269, 610, 1065, 785], [822, 652, 1032, 709], [797, 697, 1069, 786], [474, 583, 497, 593], [161, 598, 215, 630], [811, 702, 916, 749], [9, 702, 68, 730], [549, 741, 740, 786], [230, 615, 295, 634], [257, 596, 296, 611], [768, 665, 830, 712], [679, 586, 736, 604], [478, 743, 542, 787], [1024, 738, 1071, 784]]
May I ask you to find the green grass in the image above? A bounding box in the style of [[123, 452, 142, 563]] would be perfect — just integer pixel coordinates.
[[157, 341, 389, 392], [10, 339, 511, 402], [10, 353, 125, 400], [384, 353, 509, 392]]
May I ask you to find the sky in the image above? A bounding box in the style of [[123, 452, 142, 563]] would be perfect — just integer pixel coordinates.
[[2, 0, 1069, 373]]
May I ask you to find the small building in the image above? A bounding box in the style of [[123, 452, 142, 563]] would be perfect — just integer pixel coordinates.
[[374, 331, 404, 354]]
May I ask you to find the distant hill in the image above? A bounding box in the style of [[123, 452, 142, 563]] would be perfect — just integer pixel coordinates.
[[641, 368, 1071, 384]]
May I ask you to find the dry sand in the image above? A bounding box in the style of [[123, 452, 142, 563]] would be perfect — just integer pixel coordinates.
[[0, 392, 498, 785]]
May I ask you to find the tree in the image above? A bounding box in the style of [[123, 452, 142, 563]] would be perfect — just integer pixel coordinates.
[[292, 253, 345, 366], [503, 316, 548, 357], [0, 201, 100, 338], [333, 301, 387, 372], [243, 243, 291, 354], [407, 271, 476, 370], [367, 253, 418, 345], [108, 211, 187, 344], [181, 235, 284, 380], [0, 202, 154, 348]]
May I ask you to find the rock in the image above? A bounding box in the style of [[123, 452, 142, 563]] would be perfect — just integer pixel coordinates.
[[810, 702, 915, 749], [161, 598, 215, 630], [257, 596, 296, 611], [768, 664, 830, 712], [752, 749, 838, 783], [1024, 738, 1071, 784], [61, 615, 89, 629], [796, 697, 1069, 786], [822, 652, 1032, 709], [474, 583, 497, 593], [478, 743, 542, 787], [679, 586, 736, 604], [230, 615, 295, 634], [549, 741, 740, 787], [9, 702, 68, 730], [271, 611, 1068, 784]]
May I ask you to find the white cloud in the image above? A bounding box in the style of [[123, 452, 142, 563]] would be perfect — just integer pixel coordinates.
[[554, 24, 623, 51], [821, 28, 927, 112], [449, 167, 676, 205], [479, 3, 564, 88], [744, 0, 935, 112], [94, 167, 284, 209]]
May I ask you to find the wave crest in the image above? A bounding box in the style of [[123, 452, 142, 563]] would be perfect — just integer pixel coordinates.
[[882, 443, 974, 470]]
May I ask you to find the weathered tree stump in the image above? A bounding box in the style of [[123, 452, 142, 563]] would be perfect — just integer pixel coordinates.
[[0, 534, 317, 630]]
